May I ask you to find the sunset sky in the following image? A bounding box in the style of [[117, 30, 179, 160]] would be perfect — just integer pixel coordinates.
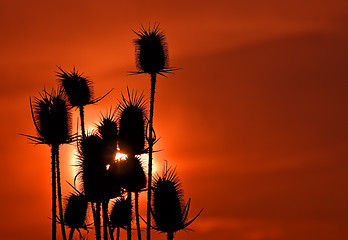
[[1, 0, 348, 240]]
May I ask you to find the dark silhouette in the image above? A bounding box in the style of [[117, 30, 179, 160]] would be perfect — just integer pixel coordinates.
[[23, 88, 74, 240], [24, 25, 202, 240], [110, 196, 132, 240], [152, 166, 202, 240], [132, 24, 178, 240], [57, 67, 112, 138], [118, 88, 147, 240], [64, 190, 88, 240]]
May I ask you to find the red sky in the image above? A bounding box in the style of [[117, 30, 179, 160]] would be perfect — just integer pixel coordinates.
[[1, 0, 348, 240]]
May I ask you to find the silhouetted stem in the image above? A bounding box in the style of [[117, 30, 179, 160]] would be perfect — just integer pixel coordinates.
[[68, 228, 74, 240], [167, 232, 173, 240], [95, 202, 102, 240], [51, 145, 57, 240], [56, 145, 67, 240], [102, 200, 109, 240], [135, 192, 142, 240], [127, 191, 132, 240], [79, 105, 86, 138], [116, 227, 120, 240], [147, 73, 156, 240]]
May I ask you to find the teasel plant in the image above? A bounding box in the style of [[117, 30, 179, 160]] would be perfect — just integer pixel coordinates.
[[22, 88, 76, 240], [118, 88, 148, 240], [76, 132, 108, 240], [96, 111, 119, 240], [64, 186, 88, 240], [132, 23, 179, 240], [57, 67, 112, 139], [152, 165, 202, 240], [109, 196, 132, 240]]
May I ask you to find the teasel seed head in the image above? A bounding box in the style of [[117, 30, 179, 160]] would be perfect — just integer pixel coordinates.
[[25, 88, 73, 145], [152, 166, 202, 235], [64, 192, 88, 230], [57, 67, 93, 108], [133, 24, 168, 75], [109, 196, 132, 229], [118, 88, 147, 155]]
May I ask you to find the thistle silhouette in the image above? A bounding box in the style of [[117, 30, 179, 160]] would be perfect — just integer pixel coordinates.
[[110, 196, 132, 240], [132, 23, 178, 240], [23, 88, 74, 240], [118, 88, 147, 240], [64, 190, 88, 240], [57, 67, 112, 138], [152, 166, 202, 240]]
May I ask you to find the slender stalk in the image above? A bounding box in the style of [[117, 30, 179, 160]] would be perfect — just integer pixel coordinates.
[[102, 200, 109, 240], [127, 191, 132, 240], [79, 105, 86, 138], [167, 232, 173, 240], [68, 228, 74, 240], [147, 73, 156, 240], [135, 192, 142, 240], [95, 202, 102, 240], [51, 145, 57, 240], [56, 145, 67, 240], [116, 227, 120, 240]]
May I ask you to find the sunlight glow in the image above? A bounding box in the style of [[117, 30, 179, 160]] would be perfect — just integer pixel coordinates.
[[115, 152, 128, 161]]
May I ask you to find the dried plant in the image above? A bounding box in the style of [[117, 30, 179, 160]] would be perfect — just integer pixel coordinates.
[[57, 67, 112, 138], [23, 88, 74, 240], [152, 166, 202, 240]]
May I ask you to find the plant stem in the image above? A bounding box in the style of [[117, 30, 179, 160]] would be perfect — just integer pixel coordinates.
[[56, 145, 67, 240], [135, 192, 142, 240], [51, 145, 57, 240], [116, 227, 120, 240], [68, 228, 74, 240], [95, 202, 102, 240], [79, 105, 86, 138], [167, 232, 174, 240], [127, 191, 132, 240], [147, 73, 156, 240], [102, 200, 109, 240]]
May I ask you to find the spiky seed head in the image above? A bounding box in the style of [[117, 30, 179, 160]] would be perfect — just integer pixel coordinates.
[[77, 133, 109, 202], [57, 67, 93, 107], [32, 88, 72, 145], [97, 111, 118, 144], [134, 24, 168, 74], [109, 197, 132, 229], [118, 89, 147, 155], [64, 192, 88, 229], [97, 111, 118, 163], [153, 167, 184, 233], [122, 156, 147, 193]]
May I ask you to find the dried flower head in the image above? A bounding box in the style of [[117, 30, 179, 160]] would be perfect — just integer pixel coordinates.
[[64, 192, 88, 230], [57, 67, 112, 108], [122, 156, 147, 193], [57, 67, 93, 107], [76, 133, 108, 202], [118, 88, 147, 155], [25, 88, 73, 145], [109, 196, 132, 229], [133, 24, 178, 75], [152, 166, 202, 236]]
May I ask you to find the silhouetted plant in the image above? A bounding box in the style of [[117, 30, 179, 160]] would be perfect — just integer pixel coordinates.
[[64, 191, 88, 240], [118, 88, 147, 156], [57, 67, 112, 138], [110, 196, 132, 240], [97, 111, 119, 240], [23, 88, 74, 240], [152, 166, 202, 240], [132, 24, 178, 240]]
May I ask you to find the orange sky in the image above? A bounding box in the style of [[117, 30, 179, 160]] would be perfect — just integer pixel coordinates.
[[1, 0, 348, 240]]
